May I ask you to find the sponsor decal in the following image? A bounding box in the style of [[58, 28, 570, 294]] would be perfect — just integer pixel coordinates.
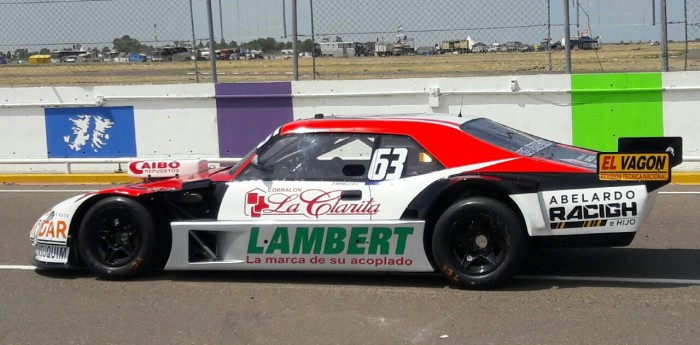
[[245, 226, 415, 267], [598, 153, 670, 181], [34, 244, 70, 264], [35, 211, 70, 243], [245, 188, 380, 218], [516, 139, 553, 156], [37, 219, 68, 241], [127, 160, 207, 178], [544, 187, 641, 230], [129, 161, 181, 174]]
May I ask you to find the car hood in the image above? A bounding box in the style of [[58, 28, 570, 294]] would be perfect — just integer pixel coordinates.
[[98, 167, 231, 197]]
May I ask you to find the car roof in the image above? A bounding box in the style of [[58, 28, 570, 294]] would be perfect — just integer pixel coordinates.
[[282, 113, 477, 133], [272, 112, 594, 174]]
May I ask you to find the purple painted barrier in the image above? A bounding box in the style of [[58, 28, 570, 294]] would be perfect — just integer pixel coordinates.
[[215, 83, 294, 157]]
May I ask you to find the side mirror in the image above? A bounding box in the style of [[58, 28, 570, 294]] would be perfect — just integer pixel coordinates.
[[251, 154, 273, 173]]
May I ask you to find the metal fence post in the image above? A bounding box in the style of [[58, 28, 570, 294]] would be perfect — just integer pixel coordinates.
[[189, 0, 200, 83], [684, 0, 689, 71], [564, 0, 572, 74], [206, 0, 218, 83], [660, 0, 668, 72], [292, 0, 299, 81], [310, 0, 317, 80]]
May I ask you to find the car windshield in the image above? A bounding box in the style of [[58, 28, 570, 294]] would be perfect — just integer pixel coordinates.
[[461, 118, 597, 169]]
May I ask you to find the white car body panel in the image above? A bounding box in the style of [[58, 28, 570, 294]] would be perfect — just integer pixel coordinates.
[[30, 193, 92, 264], [165, 220, 432, 272]]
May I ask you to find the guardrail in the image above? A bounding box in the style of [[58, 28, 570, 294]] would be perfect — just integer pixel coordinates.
[[0, 158, 242, 174], [6, 84, 700, 109]]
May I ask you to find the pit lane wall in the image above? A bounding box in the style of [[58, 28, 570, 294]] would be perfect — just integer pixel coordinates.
[[0, 72, 698, 173]]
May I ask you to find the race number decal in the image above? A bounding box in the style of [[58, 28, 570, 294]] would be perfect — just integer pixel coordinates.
[[368, 148, 408, 181]]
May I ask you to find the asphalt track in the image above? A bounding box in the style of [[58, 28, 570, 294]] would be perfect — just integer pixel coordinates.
[[1, 183, 700, 345]]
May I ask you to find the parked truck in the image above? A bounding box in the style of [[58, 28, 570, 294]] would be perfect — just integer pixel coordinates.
[[438, 37, 477, 54], [439, 39, 470, 54], [315, 41, 368, 57], [375, 40, 415, 56], [374, 27, 415, 56]]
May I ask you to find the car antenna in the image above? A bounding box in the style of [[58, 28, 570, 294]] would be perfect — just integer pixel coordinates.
[[457, 94, 464, 117]]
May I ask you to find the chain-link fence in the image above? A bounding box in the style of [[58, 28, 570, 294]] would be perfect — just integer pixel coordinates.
[[311, 0, 700, 77], [0, 0, 202, 86], [687, 0, 700, 70], [311, 0, 555, 78], [2, 0, 700, 87]]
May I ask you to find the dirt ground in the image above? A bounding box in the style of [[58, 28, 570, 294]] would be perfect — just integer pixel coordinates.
[[1, 42, 698, 87]]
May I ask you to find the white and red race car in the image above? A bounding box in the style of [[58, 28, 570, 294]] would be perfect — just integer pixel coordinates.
[[29, 114, 681, 289]]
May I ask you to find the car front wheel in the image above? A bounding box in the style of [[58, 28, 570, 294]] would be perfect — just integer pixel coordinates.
[[432, 197, 528, 289], [77, 197, 157, 280]]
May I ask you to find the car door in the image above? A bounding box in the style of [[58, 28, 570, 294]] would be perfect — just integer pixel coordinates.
[[366, 134, 445, 220]]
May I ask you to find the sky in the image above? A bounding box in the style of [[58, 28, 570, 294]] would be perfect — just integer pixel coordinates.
[[0, 0, 696, 52]]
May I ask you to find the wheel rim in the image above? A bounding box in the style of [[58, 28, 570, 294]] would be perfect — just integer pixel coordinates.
[[88, 208, 142, 267], [446, 212, 510, 276]]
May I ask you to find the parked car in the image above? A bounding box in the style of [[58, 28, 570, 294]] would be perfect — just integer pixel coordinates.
[[471, 42, 488, 53], [61, 55, 79, 63], [504, 41, 526, 52], [415, 46, 436, 55], [29, 113, 680, 289], [488, 43, 507, 53], [518, 43, 532, 52]]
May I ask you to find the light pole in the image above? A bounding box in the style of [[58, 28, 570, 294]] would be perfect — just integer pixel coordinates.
[[154, 23, 158, 45]]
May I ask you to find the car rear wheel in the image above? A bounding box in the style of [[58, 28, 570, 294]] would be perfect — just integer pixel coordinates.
[[78, 197, 156, 280], [432, 197, 527, 289]]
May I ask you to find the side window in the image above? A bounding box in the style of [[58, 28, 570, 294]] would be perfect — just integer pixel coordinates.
[[236, 133, 375, 181], [368, 135, 444, 181]]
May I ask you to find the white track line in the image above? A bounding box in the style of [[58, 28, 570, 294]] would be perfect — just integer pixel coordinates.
[[0, 265, 36, 270], [659, 191, 700, 195]]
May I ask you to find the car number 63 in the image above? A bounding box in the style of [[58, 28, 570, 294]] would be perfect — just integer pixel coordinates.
[[368, 147, 408, 181]]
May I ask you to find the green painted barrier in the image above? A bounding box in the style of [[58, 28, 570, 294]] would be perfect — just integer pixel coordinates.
[[571, 73, 664, 152]]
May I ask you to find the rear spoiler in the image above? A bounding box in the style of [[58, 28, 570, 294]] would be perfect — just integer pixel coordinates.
[[597, 137, 682, 186], [618, 137, 682, 167]]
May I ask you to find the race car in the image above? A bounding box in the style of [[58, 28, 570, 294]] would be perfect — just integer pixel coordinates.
[[29, 113, 681, 289]]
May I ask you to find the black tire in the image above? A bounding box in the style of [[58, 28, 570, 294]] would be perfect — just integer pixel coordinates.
[[77, 197, 157, 280], [432, 197, 528, 289]]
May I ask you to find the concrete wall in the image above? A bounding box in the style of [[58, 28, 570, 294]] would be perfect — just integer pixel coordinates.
[[0, 72, 698, 173]]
